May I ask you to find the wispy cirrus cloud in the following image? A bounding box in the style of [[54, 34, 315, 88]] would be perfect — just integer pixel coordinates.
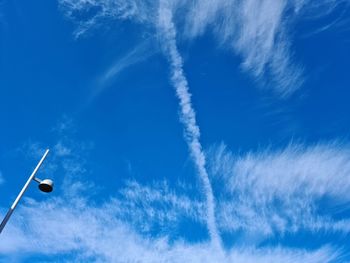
[[182, 0, 302, 96], [58, 0, 151, 28], [114, 180, 206, 234], [179, 0, 348, 96], [18, 127, 350, 246], [83, 38, 157, 108], [99, 39, 156, 85], [0, 179, 343, 263], [2, 139, 350, 261], [208, 142, 350, 237], [59, 0, 348, 96]]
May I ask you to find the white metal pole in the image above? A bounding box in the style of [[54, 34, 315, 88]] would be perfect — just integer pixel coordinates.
[[0, 149, 50, 234]]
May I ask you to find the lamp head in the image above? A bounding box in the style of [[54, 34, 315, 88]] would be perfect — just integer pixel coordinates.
[[38, 179, 54, 193]]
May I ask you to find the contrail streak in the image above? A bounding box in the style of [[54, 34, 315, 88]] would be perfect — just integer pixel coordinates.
[[158, 1, 222, 250]]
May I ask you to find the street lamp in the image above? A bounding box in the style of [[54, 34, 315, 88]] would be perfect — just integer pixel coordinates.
[[0, 149, 53, 234]]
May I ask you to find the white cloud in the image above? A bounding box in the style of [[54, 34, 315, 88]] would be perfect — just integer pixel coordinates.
[[0, 183, 342, 263], [52, 115, 75, 134], [58, 0, 151, 38], [2, 138, 350, 261], [180, 0, 303, 96], [58, 0, 348, 96], [180, 0, 348, 95], [82, 38, 157, 108], [208, 142, 350, 236], [99, 39, 156, 84], [54, 141, 72, 157], [114, 180, 206, 234]]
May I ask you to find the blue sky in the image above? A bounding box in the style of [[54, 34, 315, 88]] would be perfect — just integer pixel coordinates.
[[1, 0, 350, 262]]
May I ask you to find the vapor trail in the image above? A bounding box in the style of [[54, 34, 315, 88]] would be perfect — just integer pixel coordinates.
[[157, 2, 222, 250]]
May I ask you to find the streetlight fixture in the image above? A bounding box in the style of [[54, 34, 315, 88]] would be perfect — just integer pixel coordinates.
[[0, 149, 53, 234]]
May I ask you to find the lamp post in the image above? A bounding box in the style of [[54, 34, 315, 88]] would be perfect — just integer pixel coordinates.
[[0, 149, 54, 234]]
